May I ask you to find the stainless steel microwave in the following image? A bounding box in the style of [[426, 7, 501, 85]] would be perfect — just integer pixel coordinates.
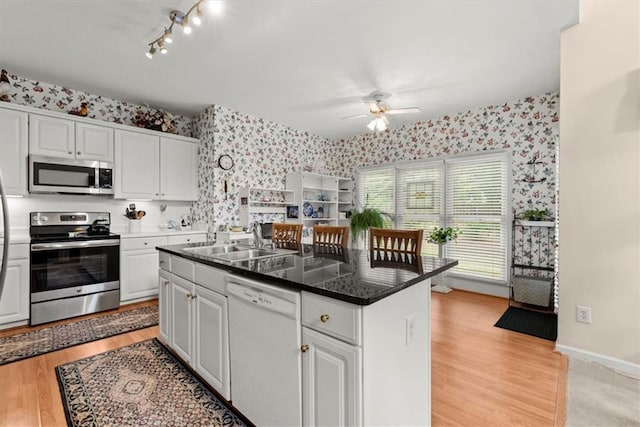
[[29, 155, 114, 195]]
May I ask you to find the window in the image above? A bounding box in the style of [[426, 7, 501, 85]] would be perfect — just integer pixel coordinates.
[[357, 152, 509, 282]]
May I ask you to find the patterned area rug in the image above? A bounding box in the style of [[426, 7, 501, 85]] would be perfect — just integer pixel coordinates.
[[0, 305, 158, 365], [56, 338, 246, 427]]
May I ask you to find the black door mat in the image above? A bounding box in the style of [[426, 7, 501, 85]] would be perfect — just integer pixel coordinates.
[[494, 306, 557, 341]]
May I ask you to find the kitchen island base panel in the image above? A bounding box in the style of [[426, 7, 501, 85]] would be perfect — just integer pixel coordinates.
[[362, 279, 430, 426]]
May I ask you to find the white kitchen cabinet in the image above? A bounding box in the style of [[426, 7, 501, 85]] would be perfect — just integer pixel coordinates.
[[159, 255, 230, 399], [29, 114, 114, 161], [170, 273, 195, 365], [75, 122, 114, 161], [0, 244, 30, 327], [160, 137, 198, 201], [114, 129, 160, 199], [120, 236, 166, 302], [115, 130, 198, 201], [158, 268, 172, 344], [194, 284, 230, 400], [0, 107, 28, 196], [302, 327, 361, 427]]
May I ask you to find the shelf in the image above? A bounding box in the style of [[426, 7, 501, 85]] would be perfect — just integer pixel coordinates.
[[249, 206, 287, 214], [251, 201, 291, 206], [512, 264, 554, 272], [516, 220, 555, 227], [303, 185, 337, 192], [249, 187, 293, 194], [301, 217, 337, 221], [303, 199, 335, 203]]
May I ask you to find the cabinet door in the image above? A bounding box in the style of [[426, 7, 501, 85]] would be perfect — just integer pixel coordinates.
[[120, 249, 160, 302], [194, 285, 230, 399], [170, 275, 194, 365], [29, 114, 75, 158], [302, 327, 362, 427], [158, 269, 172, 345], [0, 108, 28, 196], [160, 137, 198, 201], [114, 129, 159, 199], [0, 258, 29, 325], [76, 123, 114, 161]]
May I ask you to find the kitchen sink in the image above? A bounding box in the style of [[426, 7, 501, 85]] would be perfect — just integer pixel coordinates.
[[183, 245, 295, 262], [212, 248, 294, 262], [183, 244, 249, 256]]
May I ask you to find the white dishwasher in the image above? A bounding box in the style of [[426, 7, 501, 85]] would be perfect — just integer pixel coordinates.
[[226, 274, 302, 427]]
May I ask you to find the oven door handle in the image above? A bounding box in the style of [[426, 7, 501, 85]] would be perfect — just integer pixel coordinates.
[[31, 240, 120, 251]]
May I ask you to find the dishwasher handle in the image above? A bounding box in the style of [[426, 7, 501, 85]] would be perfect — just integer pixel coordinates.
[[227, 280, 299, 319]]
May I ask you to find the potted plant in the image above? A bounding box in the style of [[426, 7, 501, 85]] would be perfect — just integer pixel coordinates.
[[349, 207, 386, 245], [427, 227, 461, 245], [521, 208, 551, 221]]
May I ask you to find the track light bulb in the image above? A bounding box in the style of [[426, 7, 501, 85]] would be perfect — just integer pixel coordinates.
[[163, 29, 173, 44], [192, 8, 202, 25], [146, 45, 157, 59], [183, 24, 192, 34]]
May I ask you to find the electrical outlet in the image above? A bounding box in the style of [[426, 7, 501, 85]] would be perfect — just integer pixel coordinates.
[[405, 315, 416, 346], [576, 305, 592, 324]]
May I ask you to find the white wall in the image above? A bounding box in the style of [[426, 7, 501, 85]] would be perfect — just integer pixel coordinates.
[[558, 0, 640, 365]]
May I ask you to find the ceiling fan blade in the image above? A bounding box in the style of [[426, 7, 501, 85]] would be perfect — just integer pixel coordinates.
[[385, 107, 421, 115], [341, 113, 371, 120]]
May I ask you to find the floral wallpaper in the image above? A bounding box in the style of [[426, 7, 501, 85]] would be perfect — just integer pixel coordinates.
[[191, 105, 331, 239], [0, 71, 193, 136], [326, 92, 559, 214]]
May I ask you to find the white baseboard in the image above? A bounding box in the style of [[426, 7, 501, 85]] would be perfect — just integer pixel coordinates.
[[446, 276, 509, 298], [555, 344, 640, 378]]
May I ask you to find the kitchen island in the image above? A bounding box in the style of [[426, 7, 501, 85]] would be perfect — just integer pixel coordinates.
[[157, 242, 457, 426]]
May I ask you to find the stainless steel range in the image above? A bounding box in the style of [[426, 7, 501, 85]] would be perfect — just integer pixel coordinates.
[[30, 212, 120, 325]]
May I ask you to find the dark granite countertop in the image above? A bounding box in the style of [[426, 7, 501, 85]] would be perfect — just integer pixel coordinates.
[[157, 242, 458, 306]]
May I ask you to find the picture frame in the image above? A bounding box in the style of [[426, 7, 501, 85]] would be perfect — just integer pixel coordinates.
[[287, 205, 299, 219]]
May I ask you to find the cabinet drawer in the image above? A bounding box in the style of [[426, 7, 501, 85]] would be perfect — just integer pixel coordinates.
[[172, 256, 195, 282], [302, 292, 362, 345], [167, 233, 207, 245], [195, 263, 227, 295], [159, 252, 172, 272], [121, 236, 167, 251]]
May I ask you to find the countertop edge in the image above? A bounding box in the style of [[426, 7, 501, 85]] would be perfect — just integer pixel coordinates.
[[157, 245, 459, 306]]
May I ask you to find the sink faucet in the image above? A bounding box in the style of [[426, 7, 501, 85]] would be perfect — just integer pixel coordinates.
[[252, 223, 264, 249]]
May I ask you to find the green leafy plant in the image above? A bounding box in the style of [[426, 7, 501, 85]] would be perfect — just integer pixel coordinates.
[[350, 208, 386, 242], [427, 227, 460, 244], [521, 208, 550, 221]]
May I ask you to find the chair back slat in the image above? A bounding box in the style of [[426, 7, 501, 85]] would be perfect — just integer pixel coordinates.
[[272, 223, 303, 246], [369, 228, 423, 255], [313, 225, 349, 249]]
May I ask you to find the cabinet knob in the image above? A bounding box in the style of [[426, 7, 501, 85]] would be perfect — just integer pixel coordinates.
[[77, 151, 81, 155], [160, 260, 165, 265], [191, 294, 197, 300], [163, 280, 169, 286], [68, 151, 72, 155], [320, 314, 330, 323], [300, 344, 309, 353], [186, 293, 192, 298], [155, 193, 159, 196]]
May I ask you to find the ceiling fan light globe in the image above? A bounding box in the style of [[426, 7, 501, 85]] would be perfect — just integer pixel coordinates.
[[367, 120, 376, 131]]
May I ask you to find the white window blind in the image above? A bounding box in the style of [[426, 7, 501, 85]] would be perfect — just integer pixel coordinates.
[[356, 167, 395, 226], [445, 154, 508, 281], [396, 161, 444, 257]]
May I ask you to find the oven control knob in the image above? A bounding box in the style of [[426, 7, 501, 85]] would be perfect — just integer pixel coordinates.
[[40, 215, 48, 222]]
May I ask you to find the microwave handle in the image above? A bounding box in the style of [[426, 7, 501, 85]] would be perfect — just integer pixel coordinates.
[[89, 169, 97, 188]]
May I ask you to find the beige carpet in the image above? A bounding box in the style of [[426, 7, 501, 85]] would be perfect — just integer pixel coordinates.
[[566, 358, 640, 427]]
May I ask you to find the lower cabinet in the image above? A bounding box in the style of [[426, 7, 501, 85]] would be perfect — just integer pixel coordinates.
[[0, 243, 30, 326], [159, 255, 231, 400], [301, 327, 362, 427], [121, 233, 206, 303]]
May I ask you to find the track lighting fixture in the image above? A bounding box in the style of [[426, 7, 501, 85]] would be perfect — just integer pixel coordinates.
[[146, 0, 223, 59]]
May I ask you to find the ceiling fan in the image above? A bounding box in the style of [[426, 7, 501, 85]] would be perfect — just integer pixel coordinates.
[[341, 92, 420, 132]]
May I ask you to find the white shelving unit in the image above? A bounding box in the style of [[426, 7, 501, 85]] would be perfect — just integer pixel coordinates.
[[238, 187, 296, 228], [285, 172, 353, 244]]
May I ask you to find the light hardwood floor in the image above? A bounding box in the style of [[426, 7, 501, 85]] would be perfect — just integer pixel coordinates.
[[0, 293, 566, 426]]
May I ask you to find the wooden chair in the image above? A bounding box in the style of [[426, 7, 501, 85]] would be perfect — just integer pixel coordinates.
[[312, 225, 349, 249], [369, 228, 423, 255], [271, 223, 303, 248]]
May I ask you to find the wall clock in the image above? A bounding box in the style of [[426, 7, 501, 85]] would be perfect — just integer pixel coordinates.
[[218, 154, 234, 170]]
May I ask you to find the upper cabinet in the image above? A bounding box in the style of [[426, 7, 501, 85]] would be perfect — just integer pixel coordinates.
[[29, 114, 114, 162], [0, 108, 28, 196], [114, 129, 198, 201], [160, 136, 198, 201]]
